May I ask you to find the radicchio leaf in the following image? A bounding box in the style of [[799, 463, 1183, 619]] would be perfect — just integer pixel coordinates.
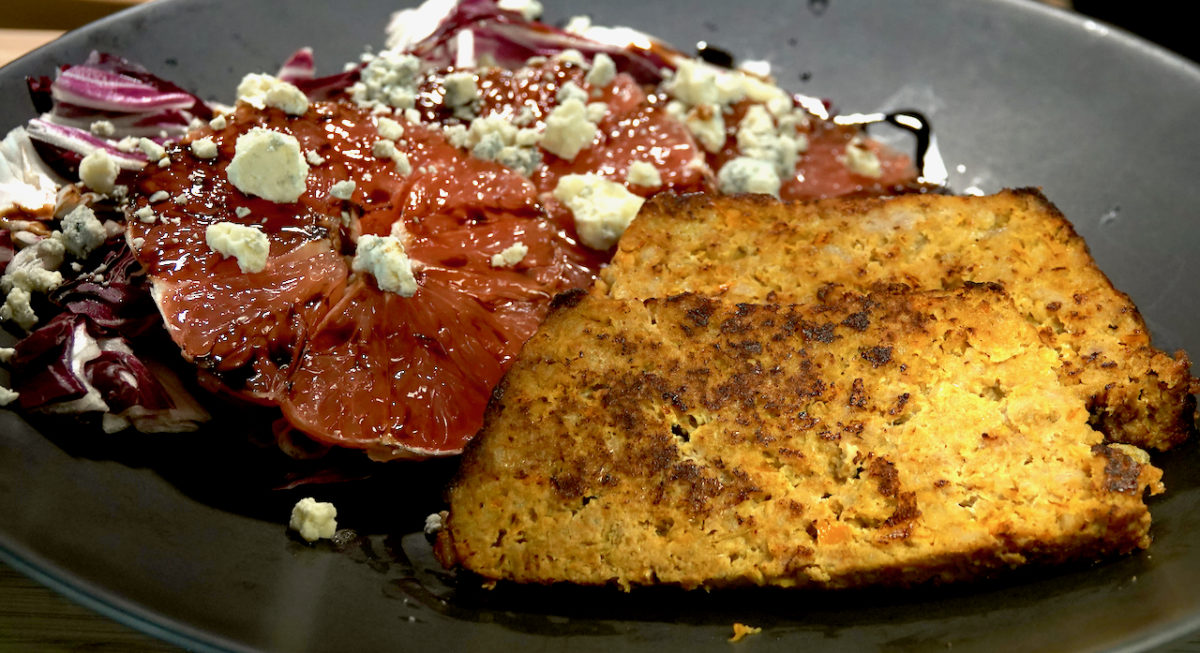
[[396, 0, 679, 83], [51, 239, 160, 337], [275, 48, 362, 101]]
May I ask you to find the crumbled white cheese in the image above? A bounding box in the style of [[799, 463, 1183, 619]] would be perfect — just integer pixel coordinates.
[[114, 136, 138, 153], [305, 150, 325, 166], [556, 82, 588, 105], [350, 50, 423, 109], [684, 104, 726, 153], [59, 205, 107, 259], [717, 156, 781, 197], [442, 72, 479, 109], [665, 59, 719, 107], [844, 137, 883, 178], [373, 139, 397, 159], [234, 206, 252, 218], [329, 180, 356, 200], [423, 511, 445, 535], [225, 128, 309, 203], [362, 134, 411, 175], [89, 120, 115, 137], [205, 222, 270, 273], [446, 114, 542, 176], [0, 347, 14, 363], [737, 104, 801, 176], [540, 99, 598, 161], [497, 0, 542, 19], [586, 53, 616, 89], [157, 156, 171, 168], [554, 49, 586, 65], [665, 57, 794, 118], [393, 151, 412, 176], [0, 288, 36, 330], [490, 242, 528, 268], [209, 114, 228, 130], [289, 497, 337, 543], [404, 108, 422, 124], [626, 160, 662, 188], [512, 106, 535, 127], [137, 138, 165, 161], [376, 116, 405, 141], [553, 173, 644, 250], [148, 190, 170, 204], [236, 73, 310, 116], [738, 59, 773, 78], [0, 237, 65, 330], [133, 206, 157, 223], [563, 15, 591, 35], [78, 149, 120, 194], [190, 137, 218, 159], [586, 102, 608, 123], [353, 234, 418, 296], [0, 385, 18, 407]]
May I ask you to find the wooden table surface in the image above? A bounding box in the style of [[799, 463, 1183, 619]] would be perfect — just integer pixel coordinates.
[[1, 1, 1197, 652]]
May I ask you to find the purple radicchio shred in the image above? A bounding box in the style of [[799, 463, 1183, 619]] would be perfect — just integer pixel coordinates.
[[27, 137, 85, 181], [26, 75, 55, 114], [273, 48, 361, 100], [70, 51, 213, 121], [405, 0, 677, 84], [294, 68, 362, 101], [276, 47, 316, 82], [25, 118, 148, 180], [8, 237, 171, 414], [85, 349, 172, 413], [51, 239, 161, 338], [10, 313, 92, 409]]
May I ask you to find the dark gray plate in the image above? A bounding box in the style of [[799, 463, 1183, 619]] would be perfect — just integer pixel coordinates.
[[2, 1, 1199, 651]]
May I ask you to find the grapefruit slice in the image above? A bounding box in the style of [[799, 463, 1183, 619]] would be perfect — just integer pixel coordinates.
[[129, 98, 605, 458]]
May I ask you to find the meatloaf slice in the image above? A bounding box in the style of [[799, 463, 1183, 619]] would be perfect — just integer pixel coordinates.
[[597, 189, 1196, 451], [437, 285, 1162, 589]]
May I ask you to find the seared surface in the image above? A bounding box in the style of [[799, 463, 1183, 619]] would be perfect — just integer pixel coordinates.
[[438, 285, 1162, 589], [598, 190, 1196, 451]]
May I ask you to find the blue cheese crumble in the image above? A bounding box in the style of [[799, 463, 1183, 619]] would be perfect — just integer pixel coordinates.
[[289, 497, 338, 543], [329, 180, 356, 201], [540, 99, 598, 161], [353, 234, 418, 296], [717, 156, 781, 197], [585, 53, 616, 89], [236, 73, 310, 116], [190, 136, 218, 159], [553, 174, 644, 250], [490, 242, 528, 268], [351, 50, 423, 109], [205, 222, 270, 274], [843, 136, 883, 178], [626, 161, 662, 188], [78, 149, 119, 194], [444, 115, 542, 176], [59, 205, 107, 259], [225, 128, 309, 203], [0, 237, 65, 330]]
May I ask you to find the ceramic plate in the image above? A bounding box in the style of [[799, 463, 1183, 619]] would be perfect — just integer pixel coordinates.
[[2, 1, 1199, 651]]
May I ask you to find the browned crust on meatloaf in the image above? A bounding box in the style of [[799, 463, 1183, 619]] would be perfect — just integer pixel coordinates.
[[595, 189, 1197, 451], [437, 285, 1163, 589]]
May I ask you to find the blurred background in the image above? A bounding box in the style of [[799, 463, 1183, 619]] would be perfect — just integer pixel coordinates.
[[1, 0, 1196, 67]]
